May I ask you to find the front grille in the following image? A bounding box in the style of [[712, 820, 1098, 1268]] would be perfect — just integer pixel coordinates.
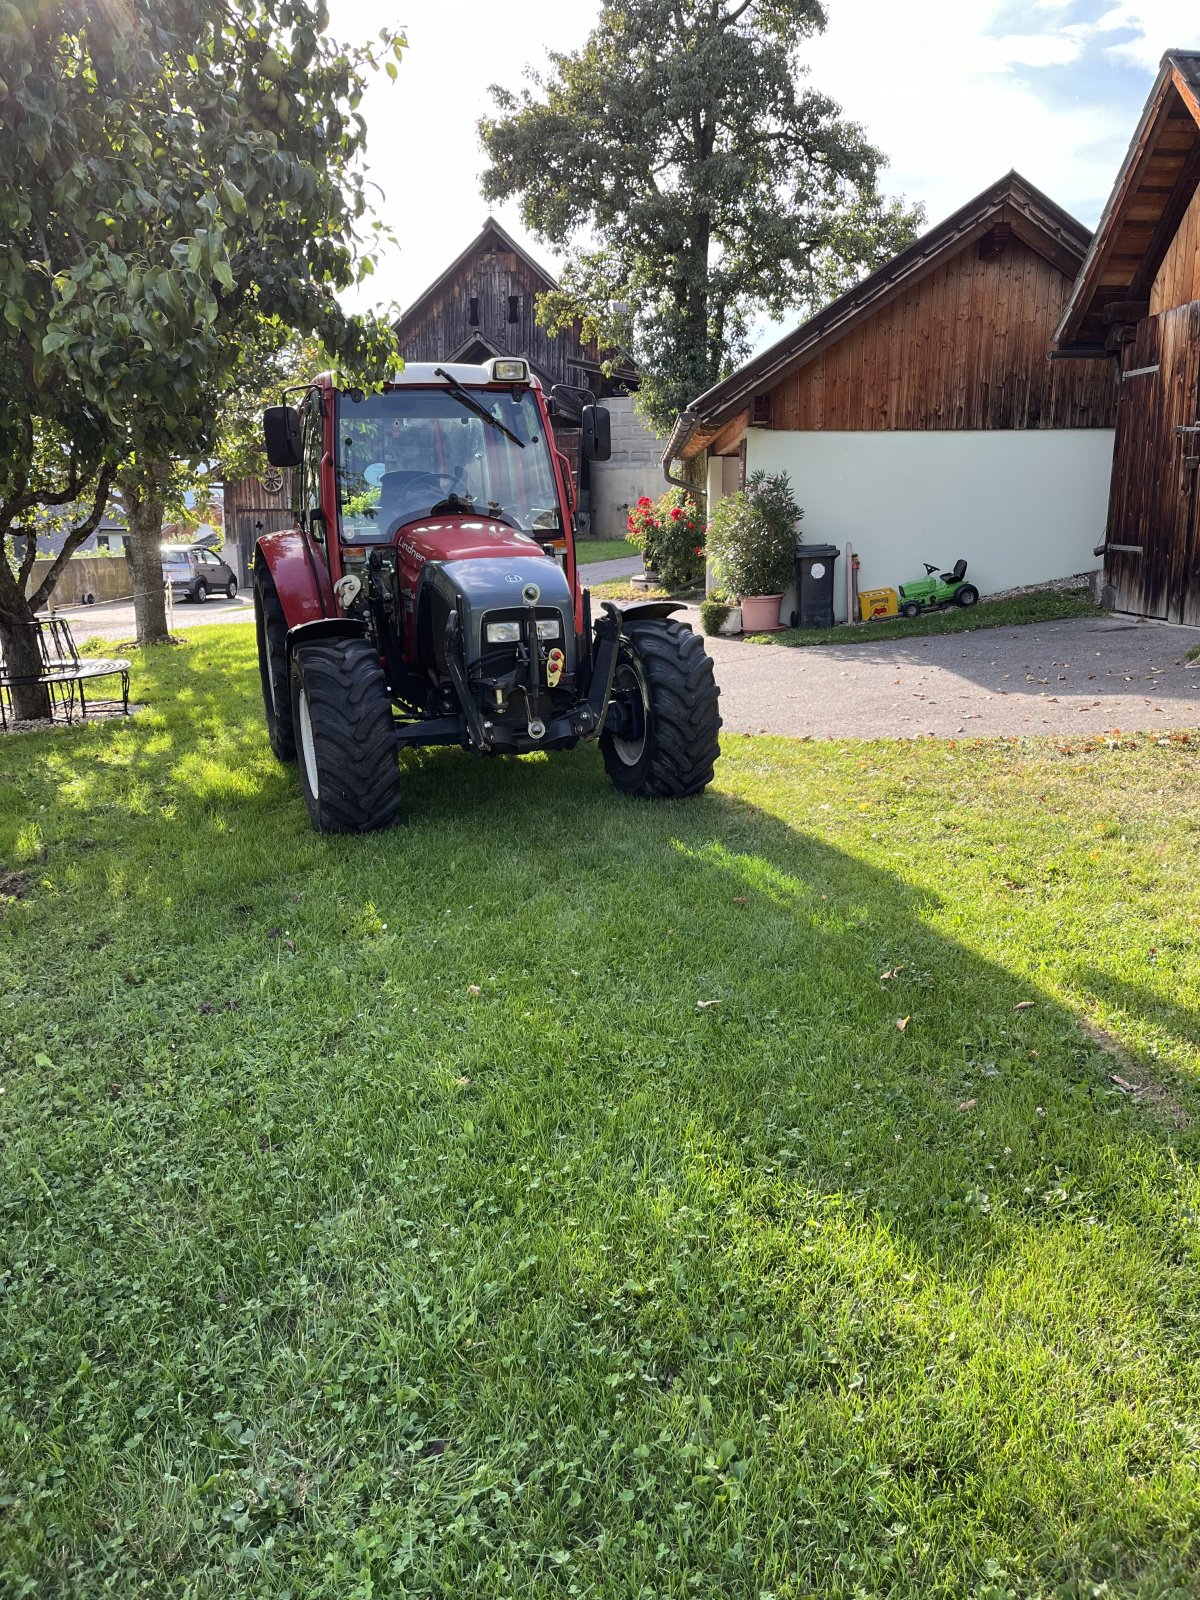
[[476, 607, 566, 680]]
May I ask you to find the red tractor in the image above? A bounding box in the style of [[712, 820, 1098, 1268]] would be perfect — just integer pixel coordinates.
[[253, 360, 721, 832]]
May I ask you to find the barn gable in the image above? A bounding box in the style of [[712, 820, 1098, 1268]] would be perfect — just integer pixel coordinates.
[[393, 217, 635, 406], [666, 172, 1114, 465], [1053, 51, 1200, 624], [1054, 52, 1200, 356]]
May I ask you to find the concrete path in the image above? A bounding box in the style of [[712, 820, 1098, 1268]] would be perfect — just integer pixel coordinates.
[[53, 592, 253, 644], [689, 611, 1200, 738], [55, 568, 1200, 741], [579, 555, 641, 585]]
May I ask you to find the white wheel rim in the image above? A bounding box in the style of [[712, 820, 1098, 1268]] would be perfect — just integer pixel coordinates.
[[298, 686, 320, 799], [611, 655, 649, 765]]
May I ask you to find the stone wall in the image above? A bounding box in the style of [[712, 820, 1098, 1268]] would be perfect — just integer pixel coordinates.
[[588, 397, 667, 537], [26, 555, 131, 607]]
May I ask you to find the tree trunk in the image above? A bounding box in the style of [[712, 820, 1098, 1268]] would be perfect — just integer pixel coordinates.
[[124, 482, 171, 645], [0, 568, 52, 722]]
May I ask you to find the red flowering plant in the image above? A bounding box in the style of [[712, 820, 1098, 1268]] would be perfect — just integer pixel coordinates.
[[624, 487, 705, 589]]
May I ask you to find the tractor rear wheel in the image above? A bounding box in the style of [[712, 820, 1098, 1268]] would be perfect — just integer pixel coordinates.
[[253, 567, 295, 762], [955, 584, 979, 608], [600, 618, 720, 799], [290, 638, 401, 834]]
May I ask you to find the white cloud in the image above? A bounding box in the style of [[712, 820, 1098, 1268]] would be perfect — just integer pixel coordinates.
[[1093, 3, 1200, 69], [802, 0, 1131, 232]]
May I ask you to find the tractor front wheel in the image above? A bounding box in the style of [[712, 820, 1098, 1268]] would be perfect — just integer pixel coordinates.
[[600, 618, 721, 799], [254, 567, 295, 762], [955, 584, 979, 608], [900, 601, 922, 619], [290, 638, 401, 834]]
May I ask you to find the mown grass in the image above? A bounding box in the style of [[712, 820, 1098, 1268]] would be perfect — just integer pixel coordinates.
[[576, 537, 635, 565], [751, 587, 1099, 647], [1, 626, 1199, 1599]]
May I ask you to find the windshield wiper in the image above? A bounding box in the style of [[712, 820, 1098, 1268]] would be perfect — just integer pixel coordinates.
[[434, 367, 525, 448]]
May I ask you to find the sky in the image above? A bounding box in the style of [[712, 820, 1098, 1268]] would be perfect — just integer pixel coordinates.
[[330, 0, 1200, 350]]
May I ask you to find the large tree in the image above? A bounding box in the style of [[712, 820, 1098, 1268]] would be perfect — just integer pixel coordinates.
[[481, 0, 924, 434], [0, 1, 400, 705]]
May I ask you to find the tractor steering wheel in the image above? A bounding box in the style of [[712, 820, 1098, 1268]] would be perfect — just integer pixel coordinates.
[[381, 470, 467, 535]]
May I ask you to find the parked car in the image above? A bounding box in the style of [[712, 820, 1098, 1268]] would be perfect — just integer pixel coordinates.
[[161, 545, 239, 603]]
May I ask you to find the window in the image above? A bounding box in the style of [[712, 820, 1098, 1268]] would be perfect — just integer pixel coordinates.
[[295, 392, 324, 539], [508, 295, 519, 324], [336, 387, 562, 542], [469, 296, 479, 327]]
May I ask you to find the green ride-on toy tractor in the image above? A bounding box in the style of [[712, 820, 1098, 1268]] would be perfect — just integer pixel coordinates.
[[896, 559, 979, 618]]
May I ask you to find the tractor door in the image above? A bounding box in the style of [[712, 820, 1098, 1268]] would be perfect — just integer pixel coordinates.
[[296, 390, 330, 574]]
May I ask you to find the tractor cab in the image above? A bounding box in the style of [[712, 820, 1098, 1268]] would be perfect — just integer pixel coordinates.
[[251, 362, 721, 832]]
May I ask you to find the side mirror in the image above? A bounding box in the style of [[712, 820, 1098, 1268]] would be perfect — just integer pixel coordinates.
[[581, 404, 611, 462], [263, 405, 302, 469]]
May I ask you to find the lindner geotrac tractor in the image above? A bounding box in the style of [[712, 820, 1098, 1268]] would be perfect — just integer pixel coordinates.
[[253, 360, 721, 832]]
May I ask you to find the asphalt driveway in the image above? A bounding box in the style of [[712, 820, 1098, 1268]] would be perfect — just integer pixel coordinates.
[[691, 612, 1200, 738], [52, 573, 1200, 740]]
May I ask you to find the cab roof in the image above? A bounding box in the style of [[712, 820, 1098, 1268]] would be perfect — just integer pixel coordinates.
[[386, 362, 542, 388]]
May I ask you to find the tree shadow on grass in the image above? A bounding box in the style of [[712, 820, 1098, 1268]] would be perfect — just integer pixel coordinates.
[[5, 638, 1200, 1597]]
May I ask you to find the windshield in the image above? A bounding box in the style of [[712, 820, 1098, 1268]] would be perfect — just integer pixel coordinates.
[[336, 387, 562, 542]]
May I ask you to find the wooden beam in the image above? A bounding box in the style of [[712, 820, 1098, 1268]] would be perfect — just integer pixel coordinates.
[[1102, 298, 1151, 323], [1130, 139, 1200, 296], [706, 409, 750, 457]]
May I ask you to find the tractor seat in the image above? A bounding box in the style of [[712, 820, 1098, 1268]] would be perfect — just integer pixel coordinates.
[[940, 559, 968, 585]]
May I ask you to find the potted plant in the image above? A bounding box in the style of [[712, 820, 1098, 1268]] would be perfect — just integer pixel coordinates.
[[705, 470, 802, 632]]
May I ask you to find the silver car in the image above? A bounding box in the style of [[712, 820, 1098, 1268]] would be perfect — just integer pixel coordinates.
[[162, 545, 239, 603]]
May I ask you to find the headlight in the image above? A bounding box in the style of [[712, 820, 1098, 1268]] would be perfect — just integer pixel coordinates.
[[485, 619, 562, 643]]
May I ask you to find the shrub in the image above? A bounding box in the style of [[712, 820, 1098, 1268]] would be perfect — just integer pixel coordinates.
[[625, 488, 705, 590], [699, 598, 734, 636], [706, 471, 802, 598]]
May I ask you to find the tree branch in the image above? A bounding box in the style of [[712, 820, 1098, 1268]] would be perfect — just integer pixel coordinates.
[[28, 462, 117, 612]]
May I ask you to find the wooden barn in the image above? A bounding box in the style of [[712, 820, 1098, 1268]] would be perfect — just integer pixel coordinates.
[[664, 173, 1117, 622], [1053, 52, 1200, 624], [394, 217, 637, 496]]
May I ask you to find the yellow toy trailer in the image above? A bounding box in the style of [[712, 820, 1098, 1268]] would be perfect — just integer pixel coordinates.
[[859, 586, 899, 622]]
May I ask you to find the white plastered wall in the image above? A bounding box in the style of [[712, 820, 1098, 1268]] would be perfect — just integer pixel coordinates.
[[745, 428, 1115, 623]]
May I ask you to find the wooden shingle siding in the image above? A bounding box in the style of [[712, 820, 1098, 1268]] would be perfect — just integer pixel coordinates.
[[766, 238, 1116, 432]]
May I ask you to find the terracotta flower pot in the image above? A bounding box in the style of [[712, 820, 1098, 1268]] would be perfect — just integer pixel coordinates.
[[740, 594, 783, 632]]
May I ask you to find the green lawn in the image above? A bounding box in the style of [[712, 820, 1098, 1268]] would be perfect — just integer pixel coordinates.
[[752, 587, 1099, 647], [2, 627, 1199, 1598], [576, 537, 635, 564]]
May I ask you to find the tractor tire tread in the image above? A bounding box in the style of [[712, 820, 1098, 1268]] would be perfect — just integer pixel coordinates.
[[602, 618, 721, 798], [293, 638, 401, 833], [254, 565, 295, 761]]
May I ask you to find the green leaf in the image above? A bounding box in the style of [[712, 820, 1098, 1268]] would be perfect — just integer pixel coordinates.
[[219, 178, 246, 216]]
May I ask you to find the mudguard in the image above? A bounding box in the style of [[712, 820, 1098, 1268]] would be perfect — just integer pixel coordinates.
[[255, 529, 334, 630], [613, 600, 687, 622], [286, 617, 369, 654]]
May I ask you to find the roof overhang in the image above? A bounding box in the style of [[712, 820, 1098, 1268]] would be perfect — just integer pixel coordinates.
[[664, 171, 1093, 465], [1053, 51, 1200, 357]]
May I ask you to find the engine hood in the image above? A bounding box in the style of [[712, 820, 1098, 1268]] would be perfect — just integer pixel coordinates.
[[419, 553, 576, 670], [395, 516, 557, 566]]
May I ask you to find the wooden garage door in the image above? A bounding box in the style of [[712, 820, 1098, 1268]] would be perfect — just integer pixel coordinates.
[[1105, 305, 1200, 621]]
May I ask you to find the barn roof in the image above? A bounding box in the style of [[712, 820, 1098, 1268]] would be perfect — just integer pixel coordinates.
[[663, 171, 1093, 464], [1053, 51, 1200, 356], [394, 217, 556, 337]]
